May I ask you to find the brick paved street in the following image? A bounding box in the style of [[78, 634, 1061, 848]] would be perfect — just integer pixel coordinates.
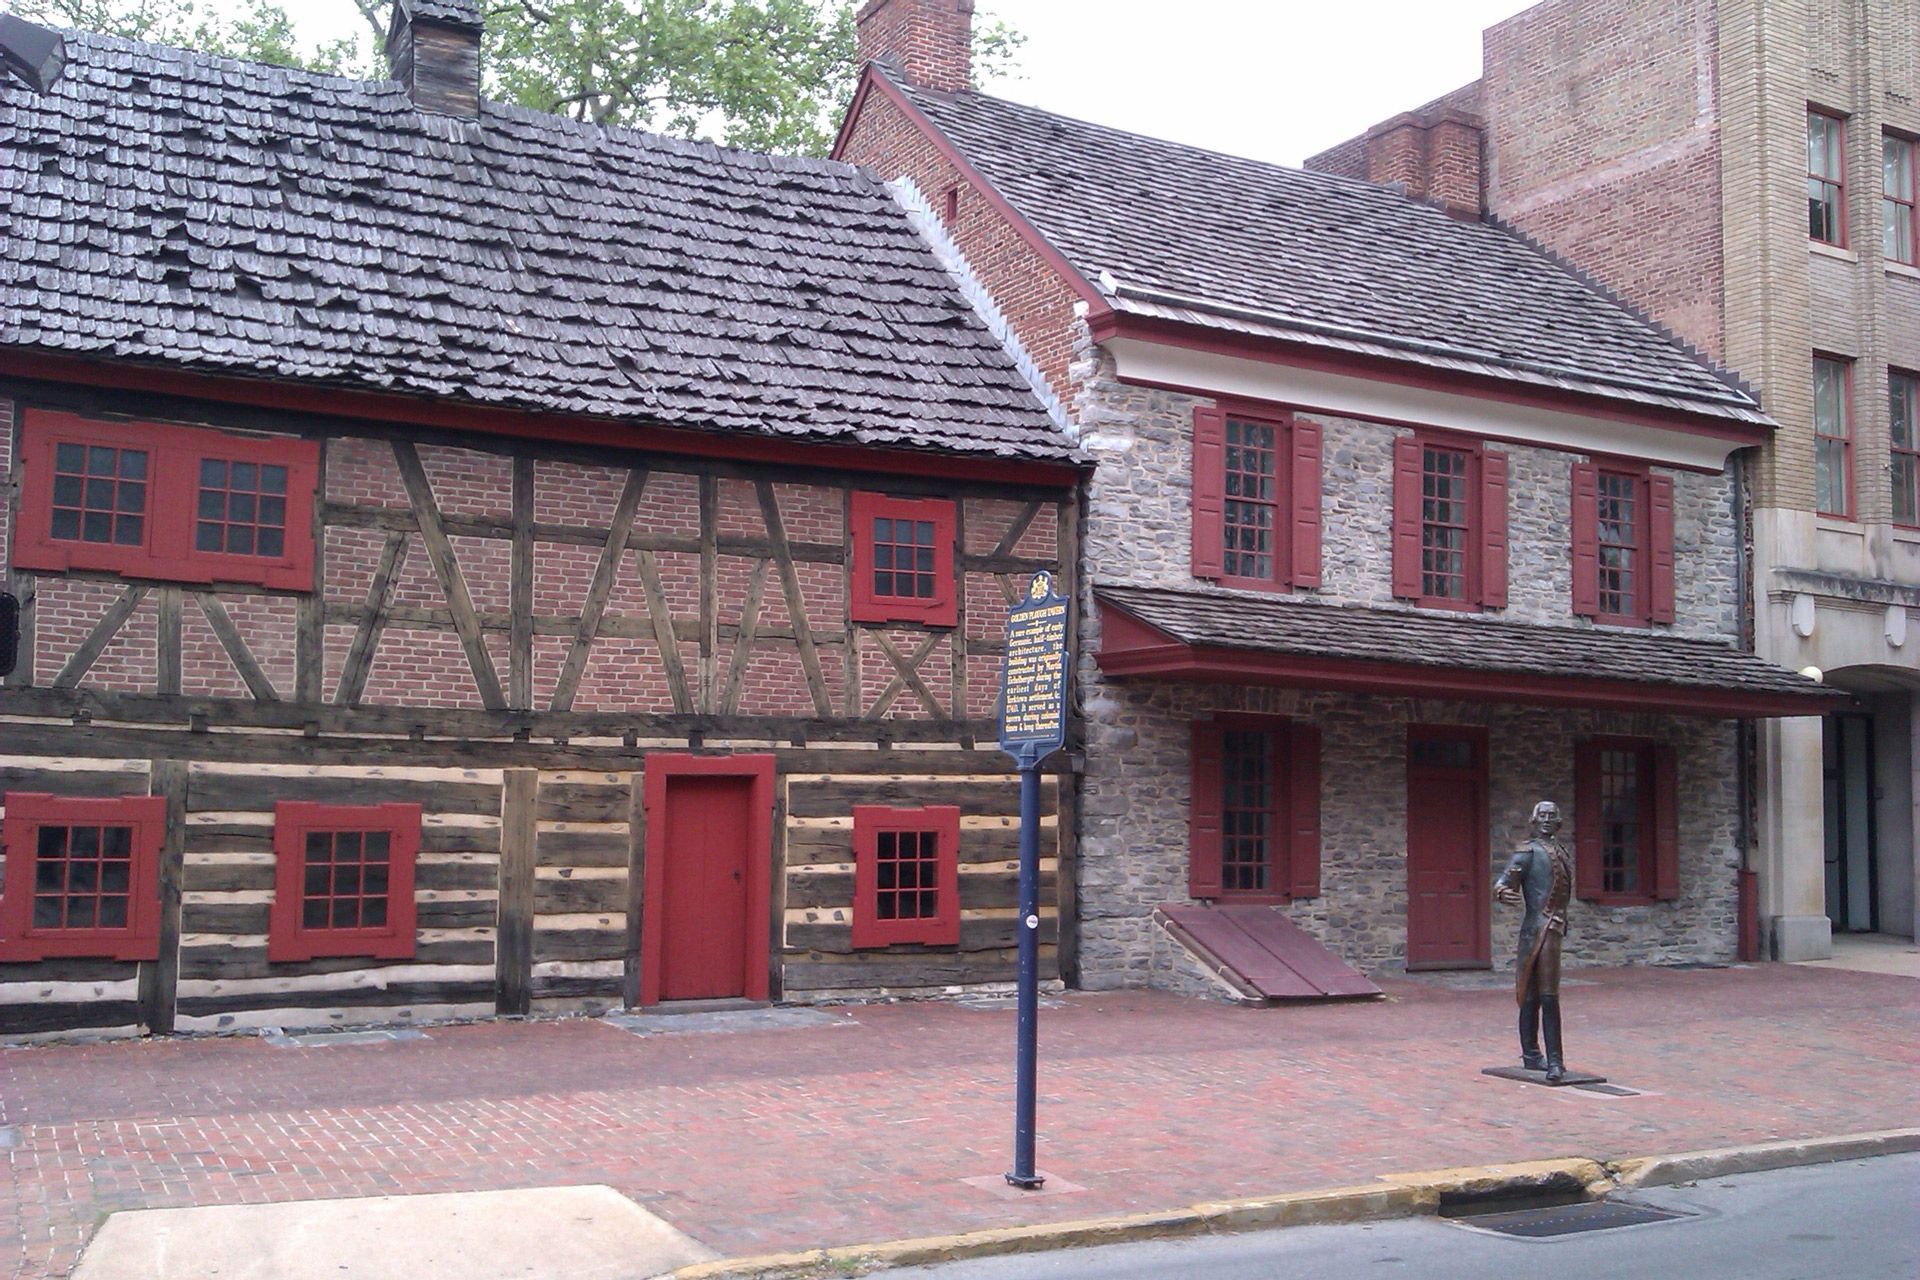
[[3, 964, 1915, 1279]]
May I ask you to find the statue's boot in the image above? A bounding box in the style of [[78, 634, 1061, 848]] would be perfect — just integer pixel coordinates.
[[1517, 995, 1546, 1071], [1541, 996, 1565, 1082]]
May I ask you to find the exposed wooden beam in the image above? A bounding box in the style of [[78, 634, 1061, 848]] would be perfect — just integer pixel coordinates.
[[332, 532, 407, 707], [392, 440, 506, 709], [550, 468, 647, 712], [867, 630, 943, 719], [757, 481, 832, 717], [634, 548, 693, 714], [509, 455, 535, 711], [52, 584, 147, 689], [194, 591, 283, 702], [720, 558, 770, 716]]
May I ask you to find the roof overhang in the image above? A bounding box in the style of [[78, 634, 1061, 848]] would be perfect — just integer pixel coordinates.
[[1097, 590, 1848, 720], [1091, 308, 1771, 474]]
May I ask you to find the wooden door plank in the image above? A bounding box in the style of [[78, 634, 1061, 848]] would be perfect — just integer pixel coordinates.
[[1213, 905, 1381, 997]]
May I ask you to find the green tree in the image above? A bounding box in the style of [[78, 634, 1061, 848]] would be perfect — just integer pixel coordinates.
[[22, 0, 1024, 155]]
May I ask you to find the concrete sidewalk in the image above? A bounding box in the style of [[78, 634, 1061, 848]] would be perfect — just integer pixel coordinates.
[[4, 963, 1915, 1279]]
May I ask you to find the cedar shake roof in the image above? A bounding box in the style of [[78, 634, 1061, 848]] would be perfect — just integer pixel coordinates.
[[0, 31, 1074, 463], [1096, 584, 1844, 716], [886, 72, 1768, 428], [401, 0, 483, 27]]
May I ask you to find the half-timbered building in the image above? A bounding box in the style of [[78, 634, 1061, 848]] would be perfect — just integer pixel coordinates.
[[839, 0, 1845, 999], [0, 3, 1080, 1039]]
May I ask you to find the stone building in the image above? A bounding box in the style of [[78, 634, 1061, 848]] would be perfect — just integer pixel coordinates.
[[841, 0, 1838, 995], [1309, 0, 1919, 960], [0, 4, 1079, 1038]]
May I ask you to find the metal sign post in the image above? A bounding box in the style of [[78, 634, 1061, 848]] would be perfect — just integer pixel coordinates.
[[996, 570, 1070, 1191]]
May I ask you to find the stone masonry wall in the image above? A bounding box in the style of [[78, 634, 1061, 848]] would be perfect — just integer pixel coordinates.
[[1073, 346, 1740, 640]]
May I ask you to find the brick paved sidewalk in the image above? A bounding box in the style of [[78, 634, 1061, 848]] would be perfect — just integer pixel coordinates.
[[3, 964, 1915, 1279]]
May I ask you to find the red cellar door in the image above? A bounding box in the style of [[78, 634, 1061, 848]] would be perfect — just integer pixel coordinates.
[[1405, 727, 1491, 969]]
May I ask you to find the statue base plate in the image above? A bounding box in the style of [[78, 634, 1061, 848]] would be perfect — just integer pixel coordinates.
[[1481, 1065, 1607, 1088]]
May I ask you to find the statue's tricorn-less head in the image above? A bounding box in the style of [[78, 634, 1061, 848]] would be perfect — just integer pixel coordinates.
[[1530, 801, 1563, 836]]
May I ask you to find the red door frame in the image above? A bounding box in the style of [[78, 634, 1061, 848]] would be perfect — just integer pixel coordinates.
[[1404, 725, 1491, 969], [640, 754, 777, 1007]]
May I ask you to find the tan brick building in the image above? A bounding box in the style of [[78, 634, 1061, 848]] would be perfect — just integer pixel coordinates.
[[1311, 0, 1920, 958]]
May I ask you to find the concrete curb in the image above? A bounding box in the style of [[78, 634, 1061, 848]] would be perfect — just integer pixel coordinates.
[[1609, 1126, 1920, 1189], [668, 1132, 1920, 1279]]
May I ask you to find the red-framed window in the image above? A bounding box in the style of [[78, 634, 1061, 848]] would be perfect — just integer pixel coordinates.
[[268, 802, 420, 962], [1892, 369, 1919, 529], [1571, 461, 1676, 626], [1885, 133, 1917, 266], [1192, 404, 1322, 591], [1574, 738, 1678, 905], [1189, 717, 1321, 904], [0, 793, 165, 961], [1391, 435, 1508, 610], [852, 805, 961, 948], [12, 410, 319, 591], [849, 491, 957, 627], [1813, 356, 1854, 518], [1808, 108, 1847, 247]]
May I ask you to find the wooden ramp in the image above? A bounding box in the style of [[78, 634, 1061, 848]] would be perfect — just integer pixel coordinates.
[[1156, 903, 1383, 1001]]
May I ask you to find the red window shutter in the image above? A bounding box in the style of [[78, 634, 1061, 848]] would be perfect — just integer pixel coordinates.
[[1289, 417, 1322, 590], [1573, 741, 1605, 901], [1191, 406, 1227, 581], [1391, 435, 1423, 598], [1570, 462, 1601, 618], [1189, 722, 1225, 899], [1286, 722, 1322, 900], [1648, 474, 1676, 625], [1480, 448, 1510, 609], [1651, 744, 1680, 900]]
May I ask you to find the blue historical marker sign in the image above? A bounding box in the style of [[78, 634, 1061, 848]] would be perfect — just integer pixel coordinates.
[[997, 570, 1070, 767]]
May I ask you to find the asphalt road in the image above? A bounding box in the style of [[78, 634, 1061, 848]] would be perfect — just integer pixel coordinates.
[[885, 1153, 1920, 1280]]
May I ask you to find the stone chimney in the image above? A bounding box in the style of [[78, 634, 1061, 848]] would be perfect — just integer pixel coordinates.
[[856, 0, 974, 93], [386, 0, 483, 117]]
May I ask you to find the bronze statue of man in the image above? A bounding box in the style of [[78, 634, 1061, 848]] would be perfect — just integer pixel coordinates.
[[1494, 801, 1574, 1081]]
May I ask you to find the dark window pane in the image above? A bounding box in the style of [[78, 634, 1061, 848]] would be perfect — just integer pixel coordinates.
[[362, 899, 386, 927], [101, 826, 130, 859], [67, 899, 95, 929], [363, 866, 389, 897], [197, 522, 224, 552], [55, 442, 84, 471], [71, 826, 99, 858], [332, 899, 360, 929], [68, 860, 98, 892], [229, 493, 256, 523], [98, 897, 128, 928], [114, 515, 143, 546], [260, 496, 286, 526], [37, 826, 69, 858], [304, 865, 330, 896], [306, 830, 332, 862], [102, 861, 130, 893], [262, 465, 287, 495], [117, 482, 145, 513], [259, 529, 284, 558], [337, 832, 362, 861], [363, 831, 390, 862], [199, 490, 226, 519], [332, 865, 361, 896], [231, 462, 257, 490], [53, 475, 83, 506], [35, 858, 64, 892], [120, 450, 147, 481], [88, 446, 117, 476], [228, 527, 254, 556], [34, 897, 63, 927], [201, 458, 226, 487], [50, 509, 78, 540], [304, 900, 329, 928]]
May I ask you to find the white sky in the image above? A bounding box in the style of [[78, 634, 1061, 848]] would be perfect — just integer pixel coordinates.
[[280, 0, 1535, 166]]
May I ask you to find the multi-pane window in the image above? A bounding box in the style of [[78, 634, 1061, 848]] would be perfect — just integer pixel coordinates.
[[871, 828, 941, 924], [1813, 357, 1853, 518], [1893, 371, 1919, 529], [50, 442, 148, 548], [17, 410, 318, 590], [849, 492, 957, 626], [1420, 445, 1472, 601], [1887, 134, 1918, 267], [269, 802, 419, 961], [1223, 417, 1278, 581], [852, 805, 960, 947], [1220, 730, 1278, 894], [1598, 748, 1649, 897], [870, 514, 936, 601], [0, 794, 165, 961], [196, 459, 289, 558], [1596, 471, 1642, 619], [1808, 109, 1847, 246]]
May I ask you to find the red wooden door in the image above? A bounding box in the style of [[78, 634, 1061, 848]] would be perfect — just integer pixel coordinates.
[[641, 755, 774, 1006], [1405, 727, 1490, 969]]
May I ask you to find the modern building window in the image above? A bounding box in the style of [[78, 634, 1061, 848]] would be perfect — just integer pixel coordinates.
[[268, 802, 420, 962], [1574, 738, 1678, 905], [1808, 109, 1847, 247], [13, 410, 319, 591], [1886, 133, 1918, 266], [1571, 462, 1676, 626], [848, 491, 957, 626], [1191, 405, 1322, 591], [0, 793, 166, 961], [851, 805, 961, 948], [1813, 357, 1854, 518], [1189, 717, 1321, 903], [1391, 435, 1509, 610], [1893, 370, 1919, 529]]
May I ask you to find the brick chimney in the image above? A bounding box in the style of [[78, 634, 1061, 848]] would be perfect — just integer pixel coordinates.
[[1306, 95, 1487, 218], [386, 0, 483, 117], [856, 0, 974, 92]]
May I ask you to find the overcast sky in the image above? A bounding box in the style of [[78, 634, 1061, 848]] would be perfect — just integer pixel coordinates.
[[286, 0, 1533, 166]]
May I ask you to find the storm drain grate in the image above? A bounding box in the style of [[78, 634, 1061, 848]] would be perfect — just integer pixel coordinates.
[[1452, 1199, 1693, 1238]]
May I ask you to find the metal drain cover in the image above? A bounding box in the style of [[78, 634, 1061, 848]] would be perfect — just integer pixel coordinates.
[[1453, 1199, 1693, 1238]]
